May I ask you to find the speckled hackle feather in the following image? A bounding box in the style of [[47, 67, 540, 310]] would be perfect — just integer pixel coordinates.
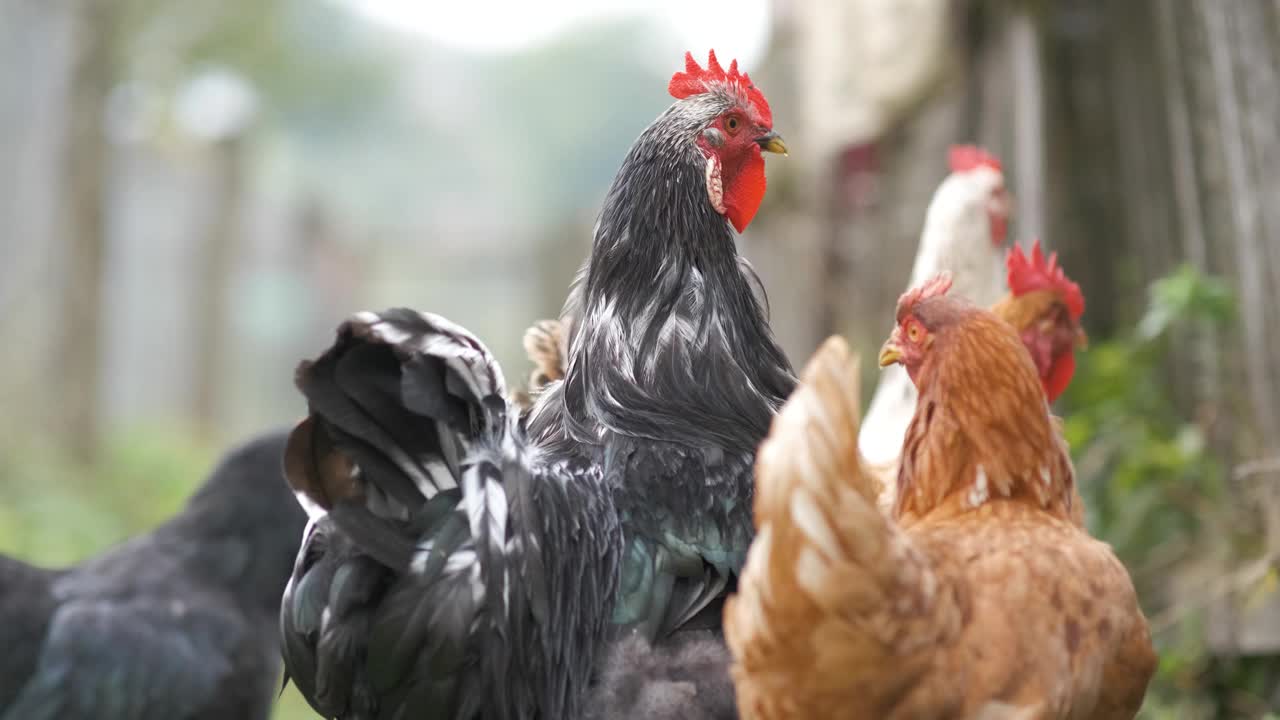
[[278, 44, 798, 720], [896, 271, 953, 323], [668, 50, 773, 126], [1006, 239, 1085, 320]]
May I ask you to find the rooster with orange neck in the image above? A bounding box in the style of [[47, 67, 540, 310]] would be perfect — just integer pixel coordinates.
[[991, 239, 1087, 404], [279, 51, 794, 720]]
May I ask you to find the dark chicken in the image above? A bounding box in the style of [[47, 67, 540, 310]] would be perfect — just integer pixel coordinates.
[[280, 51, 795, 720], [0, 430, 306, 720]]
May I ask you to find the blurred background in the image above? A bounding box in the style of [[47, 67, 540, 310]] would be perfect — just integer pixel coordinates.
[[1, 0, 1278, 717]]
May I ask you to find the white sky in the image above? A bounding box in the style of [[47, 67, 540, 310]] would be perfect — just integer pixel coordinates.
[[344, 0, 773, 68]]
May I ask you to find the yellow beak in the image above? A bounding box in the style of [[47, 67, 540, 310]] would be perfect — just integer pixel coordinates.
[[878, 341, 903, 368], [756, 131, 788, 156]]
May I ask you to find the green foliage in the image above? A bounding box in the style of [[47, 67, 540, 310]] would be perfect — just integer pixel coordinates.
[[1136, 264, 1235, 342], [1062, 265, 1280, 717], [1064, 265, 1234, 569]]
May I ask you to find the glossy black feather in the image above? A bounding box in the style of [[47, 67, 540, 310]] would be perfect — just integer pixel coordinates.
[[281, 312, 622, 720], [525, 93, 796, 702], [281, 86, 796, 720], [0, 430, 307, 720]]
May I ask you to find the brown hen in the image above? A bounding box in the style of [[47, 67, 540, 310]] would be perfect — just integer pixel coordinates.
[[724, 275, 1155, 720]]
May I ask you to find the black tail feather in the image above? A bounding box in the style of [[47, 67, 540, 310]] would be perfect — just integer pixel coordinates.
[[281, 310, 584, 718], [280, 309, 625, 720]]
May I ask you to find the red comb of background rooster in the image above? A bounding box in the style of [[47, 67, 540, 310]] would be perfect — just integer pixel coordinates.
[[896, 271, 954, 322], [669, 50, 773, 126], [1006, 239, 1085, 320], [949, 145, 1002, 173]]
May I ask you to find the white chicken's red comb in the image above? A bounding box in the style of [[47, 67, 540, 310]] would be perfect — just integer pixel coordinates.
[[669, 50, 773, 126], [1006, 239, 1085, 320], [949, 145, 1002, 174]]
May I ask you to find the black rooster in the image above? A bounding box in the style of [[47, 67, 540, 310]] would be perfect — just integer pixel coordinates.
[[280, 50, 796, 720], [0, 430, 306, 720]]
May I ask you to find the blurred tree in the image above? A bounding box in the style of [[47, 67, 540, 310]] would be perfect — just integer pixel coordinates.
[[191, 133, 249, 439], [53, 0, 123, 462], [41, 0, 396, 453], [122, 0, 392, 438], [170, 64, 260, 439]]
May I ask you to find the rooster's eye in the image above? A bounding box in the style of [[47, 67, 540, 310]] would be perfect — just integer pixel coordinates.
[[907, 324, 921, 343], [725, 116, 740, 134]]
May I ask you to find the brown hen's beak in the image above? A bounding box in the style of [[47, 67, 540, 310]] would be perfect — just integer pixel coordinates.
[[878, 340, 903, 368], [756, 131, 788, 155]]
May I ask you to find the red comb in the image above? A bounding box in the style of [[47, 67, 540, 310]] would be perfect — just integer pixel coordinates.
[[669, 50, 773, 126], [896, 272, 954, 322], [949, 145, 1002, 174], [1006, 239, 1085, 320]]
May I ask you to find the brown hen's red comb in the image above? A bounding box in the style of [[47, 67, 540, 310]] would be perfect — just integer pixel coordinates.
[[669, 50, 773, 126], [1006, 239, 1085, 320], [896, 272, 954, 322], [949, 145, 1002, 173]]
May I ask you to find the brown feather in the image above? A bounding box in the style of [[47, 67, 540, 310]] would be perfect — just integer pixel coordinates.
[[726, 305, 1155, 719], [895, 302, 1075, 525], [511, 319, 567, 411], [726, 337, 965, 719]]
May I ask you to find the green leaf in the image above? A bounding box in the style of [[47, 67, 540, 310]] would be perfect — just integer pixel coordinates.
[[1137, 264, 1235, 341]]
